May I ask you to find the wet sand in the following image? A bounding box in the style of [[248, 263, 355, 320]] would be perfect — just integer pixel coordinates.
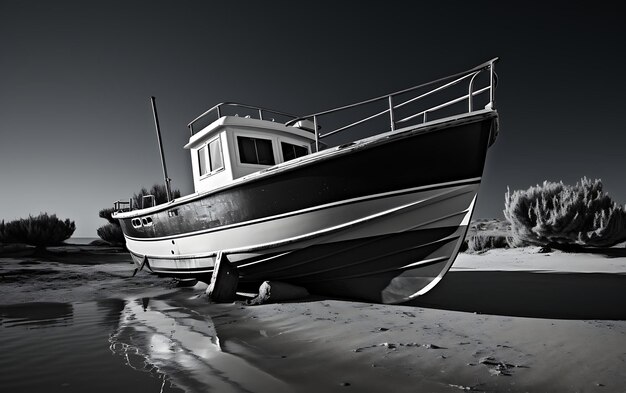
[[1, 245, 625, 392]]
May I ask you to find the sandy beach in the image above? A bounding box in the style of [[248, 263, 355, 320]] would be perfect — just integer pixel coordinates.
[[1, 243, 625, 392]]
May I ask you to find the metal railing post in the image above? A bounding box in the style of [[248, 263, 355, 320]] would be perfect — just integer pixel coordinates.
[[423, 111, 428, 123], [313, 115, 319, 152], [388, 96, 395, 131], [468, 71, 479, 112], [216, 105, 221, 118], [489, 61, 495, 108], [258, 109, 263, 120]]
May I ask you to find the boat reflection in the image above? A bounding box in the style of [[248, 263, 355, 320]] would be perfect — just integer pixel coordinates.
[[109, 298, 290, 393]]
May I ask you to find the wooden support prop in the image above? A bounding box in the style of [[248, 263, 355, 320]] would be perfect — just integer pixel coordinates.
[[132, 256, 150, 277], [206, 252, 239, 302]]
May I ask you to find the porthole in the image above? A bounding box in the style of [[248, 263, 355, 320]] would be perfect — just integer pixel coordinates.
[[131, 218, 142, 228], [140, 217, 153, 227]]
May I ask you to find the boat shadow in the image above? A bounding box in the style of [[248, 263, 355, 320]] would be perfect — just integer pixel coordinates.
[[577, 246, 626, 258], [405, 270, 626, 320]]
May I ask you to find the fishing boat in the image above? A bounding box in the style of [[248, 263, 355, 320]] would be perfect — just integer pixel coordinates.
[[112, 58, 500, 304]]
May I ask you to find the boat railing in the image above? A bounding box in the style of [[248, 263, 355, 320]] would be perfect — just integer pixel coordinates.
[[287, 58, 498, 151], [188, 102, 300, 136], [113, 194, 157, 213], [114, 199, 132, 213], [141, 195, 156, 209], [186, 59, 497, 149]]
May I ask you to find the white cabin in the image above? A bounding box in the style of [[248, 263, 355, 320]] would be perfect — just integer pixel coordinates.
[[184, 116, 316, 193]]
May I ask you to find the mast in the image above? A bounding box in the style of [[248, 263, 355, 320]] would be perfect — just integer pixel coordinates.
[[150, 96, 172, 202]]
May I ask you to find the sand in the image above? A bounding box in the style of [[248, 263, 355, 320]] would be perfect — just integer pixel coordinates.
[[1, 243, 625, 392], [0, 244, 175, 304]]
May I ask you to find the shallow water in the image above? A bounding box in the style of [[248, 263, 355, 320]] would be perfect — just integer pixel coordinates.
[[0, 299, 183, 392], [0, 296, 293, 393], [109, 297, 290, 393]]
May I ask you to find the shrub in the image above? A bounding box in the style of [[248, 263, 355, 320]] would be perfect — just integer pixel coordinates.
[[97, 223, 125, 246], [0, 213, 76, 248], [99, 208, 118, 225], [132, 184, 181, 209], [504, 178, 626, 248], [97, 183, 181, 245], [97, 207, 125, 245], [467, 233, 511, 253]]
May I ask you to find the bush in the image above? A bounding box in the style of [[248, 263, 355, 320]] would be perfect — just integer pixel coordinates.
[[467, 233, 511, 253], [132, 184, 181, 209], [0, 213, 76, 248], [96, 207, 125, 246], [504, 178, 626, 248], [97, 183, 181, 245], [99, 208, 118, 225], [97, 223, 125, 246]]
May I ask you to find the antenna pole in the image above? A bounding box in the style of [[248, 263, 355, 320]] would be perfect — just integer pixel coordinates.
[[150, 96, 172, 202]]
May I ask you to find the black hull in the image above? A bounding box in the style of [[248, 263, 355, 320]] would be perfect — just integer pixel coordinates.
[[119, 112, 496, 240]]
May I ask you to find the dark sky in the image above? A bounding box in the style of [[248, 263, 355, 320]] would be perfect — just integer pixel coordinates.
[[1, 1, 624, 236]]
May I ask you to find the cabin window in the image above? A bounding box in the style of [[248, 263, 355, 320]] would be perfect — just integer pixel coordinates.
[[208, 138, 224, 171], [237, 136, 275, 165], [198, 146, 209, 176], [281, 142, 308, 162], [198, 138, 224, 176]]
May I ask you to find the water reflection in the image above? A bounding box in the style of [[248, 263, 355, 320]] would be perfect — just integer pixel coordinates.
[[109, 297, 290, 393], [95, 298, 126, 328], [0, 297, 292, 392], [0, 300, 177, 392], [0, 302, 73, 328]]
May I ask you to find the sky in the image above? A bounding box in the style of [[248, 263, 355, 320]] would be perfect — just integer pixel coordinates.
[[1, 1, 625, 237]]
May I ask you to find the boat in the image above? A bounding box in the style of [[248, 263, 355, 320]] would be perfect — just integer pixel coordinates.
[[112, 58, 500, 304]]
